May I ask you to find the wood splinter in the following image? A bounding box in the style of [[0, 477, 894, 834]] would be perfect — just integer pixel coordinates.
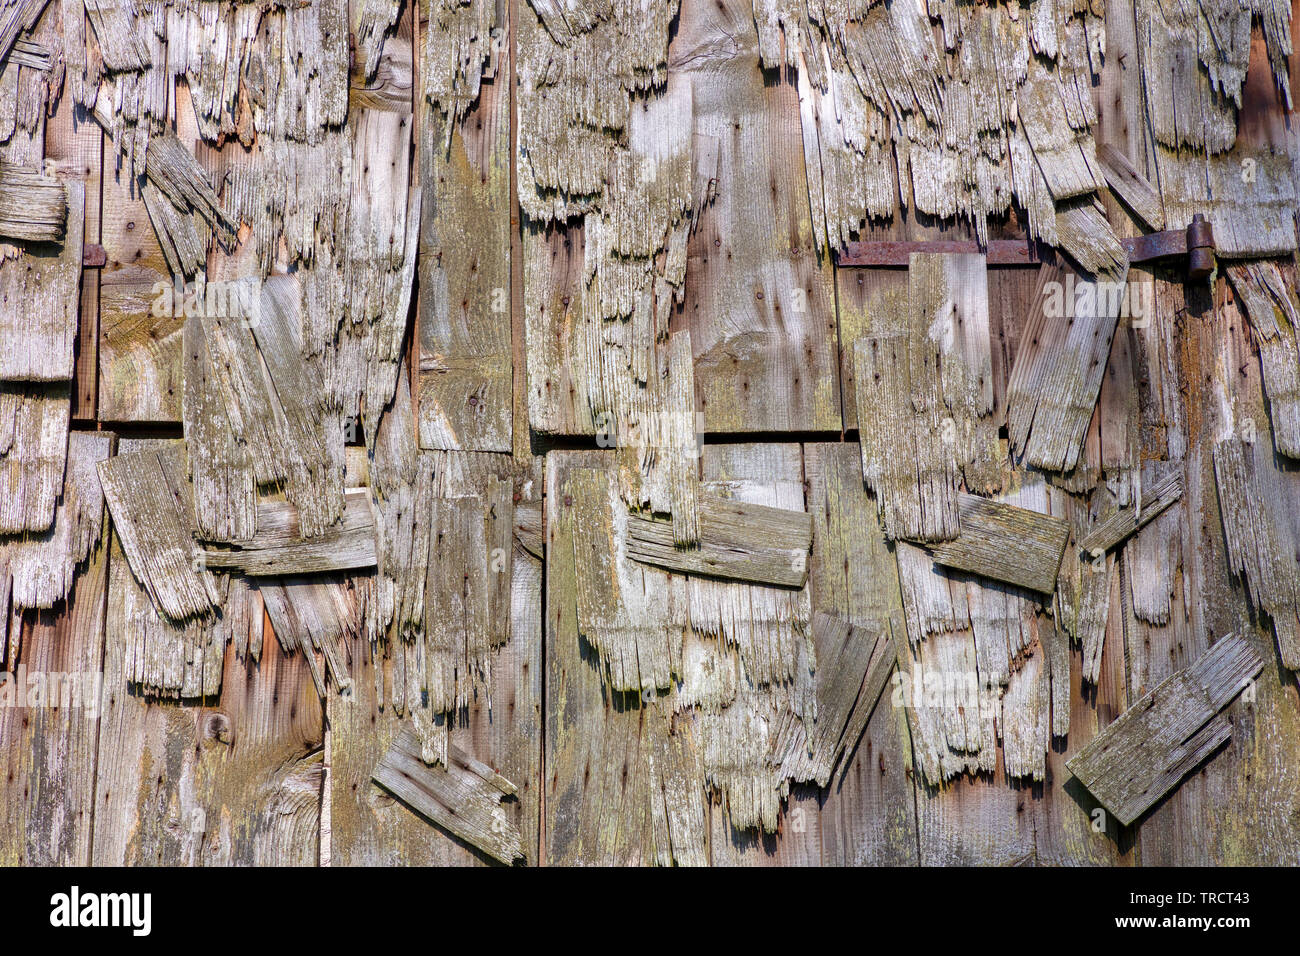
[[1078, 471, 1184, 557]]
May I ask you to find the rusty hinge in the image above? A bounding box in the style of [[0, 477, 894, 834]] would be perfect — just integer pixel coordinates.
[[835, 214, 1215, 283], [82, 243, 106, 268], [1122, 213, 1215, 282]]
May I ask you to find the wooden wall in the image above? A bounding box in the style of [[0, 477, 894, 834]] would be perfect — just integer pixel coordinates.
[[0, 0, 1298, 866]]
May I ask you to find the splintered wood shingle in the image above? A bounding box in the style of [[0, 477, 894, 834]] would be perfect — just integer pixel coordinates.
[[650, 445, 813, 728], [0, 382, 70, 534], [199, 490, 378, 576], [259, 575, 358, 697], [82, 0, 150, 73], [891, 472, 1067, 785], [1095, 143, 1165, 231], [368, 366, 433, 642], [923, 493, 1070, 594], [1017, 54, 1106, 203], [625, 495, 811, 588], [568, 466, 683, 694], [776, 612, 896, 787], [102, 440, 250, 699], [424, 483, 513, 713], [142, 130, 234, 238], [1055, 486, 1117, 686], [251, 276, 347, 535], [1067, 634, 1263, 826], [0, 178, 82, 381], [1226, 262, 1300, 458], [1212, 437, 1300, 670], [372, 728, 524, 866], [98, 444, 221, 621], [1005, 261, 1128, 472], [854, 253, 996, 542], [618, 330, 703, 549], [5, 431, 112, 611], [183, 314, 256, 542], [111, 538, 228, 699], [141, 179, 209, 278], [182, 280, 346, 541]]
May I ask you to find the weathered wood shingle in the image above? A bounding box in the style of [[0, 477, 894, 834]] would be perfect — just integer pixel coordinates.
[[372, 728, 525, 866], [98, 443, 221, 621], [1067, 633, 1263, 826]]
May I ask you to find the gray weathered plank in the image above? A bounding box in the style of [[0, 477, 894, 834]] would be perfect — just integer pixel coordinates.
[[418, 0, 512, 452], [923, 493, 1070, 594], [4, 430, 111, 610], [372, 727, 524, 866], [626, 495, 811, 588], [98, 444, 221, 621], [1067, 633, 1262, 826], [1096, 142, 1165, 231], [200, 490, 378, 576], [0, 382, 70, 534]]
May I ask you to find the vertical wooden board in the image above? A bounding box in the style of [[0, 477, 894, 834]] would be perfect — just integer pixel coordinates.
[[914, 771, 1039, 866], [521, 219, 589, 435], [418, 8, 512, 453], [330, 465, 543, 866], [1131, 284, 1300, 865], [0, 518, 109, 866], [44, 103, 104, 422], [836, 265, 906, 434], [804, 442, 919, 866], [544, 449, 708, 866], [676, 0, 839, 433], [543, 448, 641, 865], [98, 161, 181, 423], [94, 532, 324, 865], [1093, 0, 1160, 207], [700, 442, 819, 865]]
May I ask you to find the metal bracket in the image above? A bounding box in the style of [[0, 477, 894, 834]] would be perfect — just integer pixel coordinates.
[[1122, 213, 1216, 282], [836, 238, 1042, 268], [834, 213, 1216, 283], [82, 243, 106, 268]]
